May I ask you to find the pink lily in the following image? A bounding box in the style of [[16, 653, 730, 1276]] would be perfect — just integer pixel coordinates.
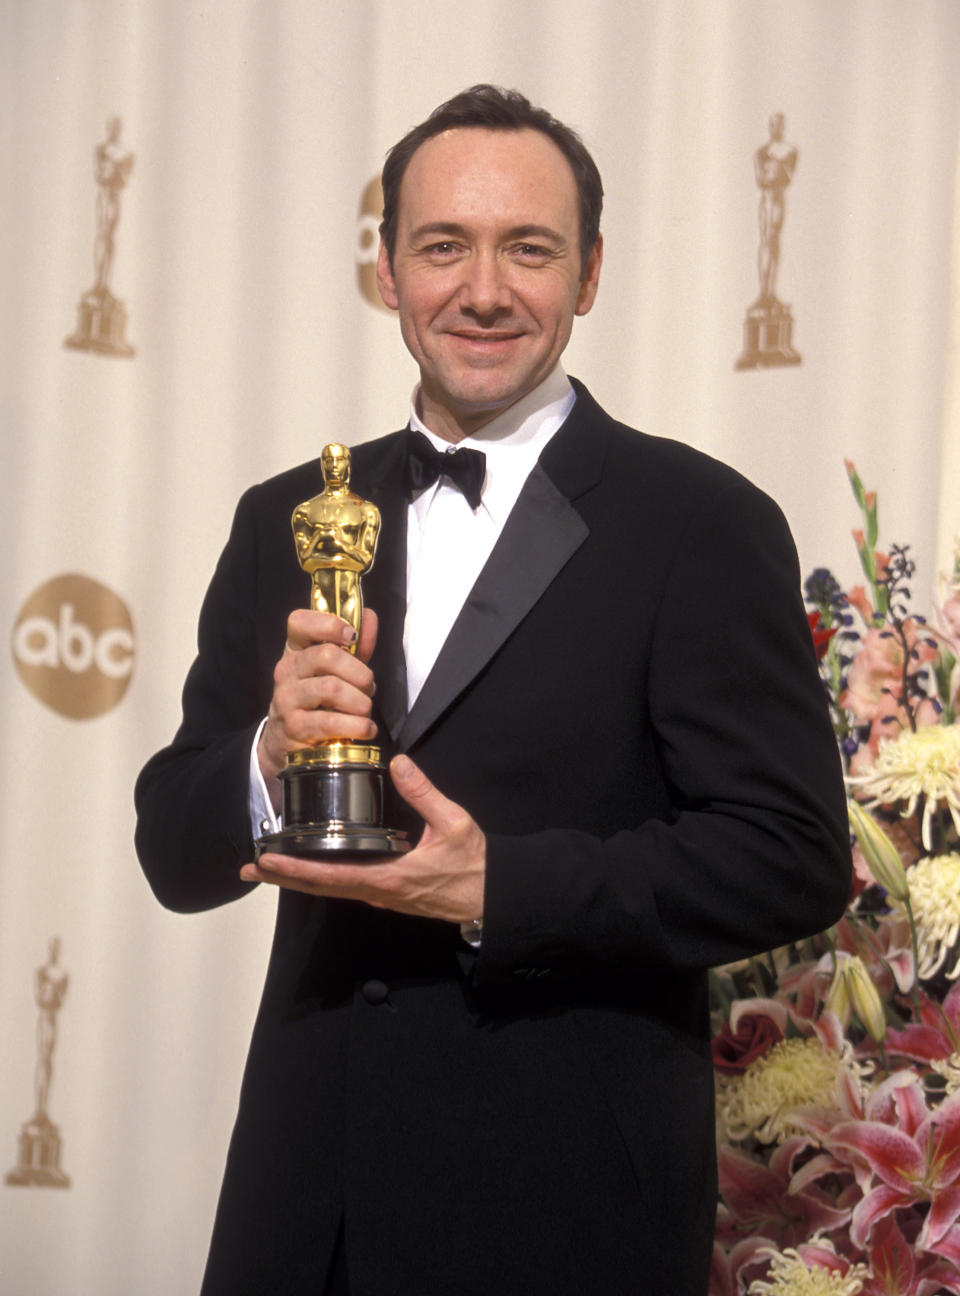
[[717, 1137, 852, 1248], [710, 1231, 782, 1296], [855, 1212, 960, 1296], [925, 1223, 960, 1287], [886, 981, 960, 1065], [828, 1088, 960, 1251]]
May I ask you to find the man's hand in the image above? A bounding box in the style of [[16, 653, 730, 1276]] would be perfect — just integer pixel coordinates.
[[240, 755, 486, 925], [258, 607, 379, 792]]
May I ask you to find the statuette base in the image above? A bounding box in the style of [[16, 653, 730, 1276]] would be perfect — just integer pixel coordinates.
[[256, 744, 410, 861], [6, 1116, 70, 1188], [735, 297, 801, 369], [64, 288, 136, 358]]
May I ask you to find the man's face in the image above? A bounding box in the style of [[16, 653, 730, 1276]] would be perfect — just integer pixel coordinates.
[[377, 127, 602, 442]]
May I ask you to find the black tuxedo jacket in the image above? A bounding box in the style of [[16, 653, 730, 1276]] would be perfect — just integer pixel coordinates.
[[135, 382, 851, 1295]]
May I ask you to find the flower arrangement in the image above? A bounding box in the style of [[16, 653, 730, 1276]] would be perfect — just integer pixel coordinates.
[[710, 462, 960, 1296]]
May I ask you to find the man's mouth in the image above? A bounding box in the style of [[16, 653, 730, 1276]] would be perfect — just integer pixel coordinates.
[[448, 330, 526, 351]]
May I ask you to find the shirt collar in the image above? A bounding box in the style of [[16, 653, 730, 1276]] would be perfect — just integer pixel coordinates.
[[407, 367, 575, 524]]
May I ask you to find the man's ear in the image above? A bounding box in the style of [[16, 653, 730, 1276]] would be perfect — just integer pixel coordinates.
[[376, 240, 399, 312], [575, 235, 603, 317]]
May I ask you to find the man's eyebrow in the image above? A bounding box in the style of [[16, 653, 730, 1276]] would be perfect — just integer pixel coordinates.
[[408, 221, 567, 245], [507, 224, 567, 244]]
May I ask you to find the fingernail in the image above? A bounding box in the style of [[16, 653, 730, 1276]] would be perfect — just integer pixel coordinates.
[[240, 865, 259, 882], [342, 625, 358, 644], [392, 754, 413, 778]]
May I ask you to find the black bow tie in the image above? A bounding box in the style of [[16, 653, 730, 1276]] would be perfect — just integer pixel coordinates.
[[403, 430, 487, 511]]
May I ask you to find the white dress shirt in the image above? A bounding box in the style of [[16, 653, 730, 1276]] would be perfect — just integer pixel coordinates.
[[403, 364, 574, 708], [249, 365, 576, 840]]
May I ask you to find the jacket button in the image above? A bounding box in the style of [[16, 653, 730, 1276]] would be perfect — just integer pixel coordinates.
[[361, 978, 390, 1006]]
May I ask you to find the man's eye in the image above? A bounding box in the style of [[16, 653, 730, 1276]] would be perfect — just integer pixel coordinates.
[[426, 241, 460, 256], [513, 244, 552, 262]]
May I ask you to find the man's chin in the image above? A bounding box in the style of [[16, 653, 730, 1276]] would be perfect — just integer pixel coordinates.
[[432, 369, 545, 414], [438, 385, 530, 429]]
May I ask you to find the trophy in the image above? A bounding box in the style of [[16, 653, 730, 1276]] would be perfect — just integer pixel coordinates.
[[735, 113, 802, 370], [256, 443, 409, 860], [64, 118, 136, 358], [6, 939, 71, 1189]]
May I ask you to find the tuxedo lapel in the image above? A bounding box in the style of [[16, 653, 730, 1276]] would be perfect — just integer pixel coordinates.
[[396, 391, 609, 751]]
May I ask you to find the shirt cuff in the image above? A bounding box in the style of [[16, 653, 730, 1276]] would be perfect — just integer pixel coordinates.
[[249, 717, 280, 839], [459, 918, 483, 949]]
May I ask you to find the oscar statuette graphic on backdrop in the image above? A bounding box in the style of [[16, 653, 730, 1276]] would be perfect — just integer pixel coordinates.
[[64, 117, 136, 358], [736, 113, 802, 370], [6, 941, 71, 1188]]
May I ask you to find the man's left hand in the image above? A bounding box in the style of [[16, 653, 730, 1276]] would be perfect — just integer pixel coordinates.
[[241, 755, 486, 924]]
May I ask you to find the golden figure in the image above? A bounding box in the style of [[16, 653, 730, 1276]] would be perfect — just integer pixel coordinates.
[[735, 112, 801, 369], [34, 937, 69, 1122], [292, 444, 381, 648], [64, 117, 136, 356], [93, 117, 134, 296], [754, 113, 798, 305], [6, 938, 71, 1187], [257, 443, 407, 855]]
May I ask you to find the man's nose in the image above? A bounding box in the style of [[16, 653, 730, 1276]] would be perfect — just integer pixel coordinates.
[[458, 250, 511, 314]]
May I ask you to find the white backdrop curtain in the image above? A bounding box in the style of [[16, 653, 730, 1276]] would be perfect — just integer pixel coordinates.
[[3, 2, 959, 1291]]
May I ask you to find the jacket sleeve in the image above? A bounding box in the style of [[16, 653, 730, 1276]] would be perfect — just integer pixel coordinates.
[[476, 477, 852, 981], [134, 487, 276, 914]]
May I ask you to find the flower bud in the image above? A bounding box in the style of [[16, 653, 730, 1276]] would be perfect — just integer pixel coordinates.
[[846, 955, 887, 1043], [847, 799, 910, 901], [825, 955, 887, 1043], [825, 959, 853, 1030]]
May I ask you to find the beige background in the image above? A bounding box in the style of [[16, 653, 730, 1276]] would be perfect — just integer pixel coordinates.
[[3, 1, 959, 1291]]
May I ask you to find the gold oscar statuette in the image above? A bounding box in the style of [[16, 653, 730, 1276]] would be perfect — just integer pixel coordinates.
[[256, 443, 409, 860]]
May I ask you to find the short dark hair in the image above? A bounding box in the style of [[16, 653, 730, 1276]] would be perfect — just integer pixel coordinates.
[[379, 84, 603, 277]]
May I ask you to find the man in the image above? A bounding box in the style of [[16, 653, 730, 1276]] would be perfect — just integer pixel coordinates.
[[135, 86, 851, 1295]]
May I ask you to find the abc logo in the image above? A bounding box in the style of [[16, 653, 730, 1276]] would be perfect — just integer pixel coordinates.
[[12, 573, 135, 719], [356, 174, 390, 312]]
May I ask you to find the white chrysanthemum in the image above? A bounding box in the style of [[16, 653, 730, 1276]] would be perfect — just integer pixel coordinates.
[[718, 1037, 867, 1145], [848, 724, 960, 850], [748, 1245, 868, 1296], [931, 1052, 960, 1095], [897, 852, 960, 980]]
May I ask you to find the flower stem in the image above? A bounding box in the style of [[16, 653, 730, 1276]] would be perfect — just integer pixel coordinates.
[[904, 894, 923, 1022]]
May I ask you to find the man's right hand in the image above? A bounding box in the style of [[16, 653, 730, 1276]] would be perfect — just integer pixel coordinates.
[[257, 607, 379, 790]]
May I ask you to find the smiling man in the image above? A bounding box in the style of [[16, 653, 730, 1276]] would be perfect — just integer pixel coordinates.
[[378, 125, 601, 441], [135, 86, 851, 1296]]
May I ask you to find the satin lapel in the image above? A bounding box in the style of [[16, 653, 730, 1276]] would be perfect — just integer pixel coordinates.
[[396, 462, 589, 751], [355, 436, 409, 743]]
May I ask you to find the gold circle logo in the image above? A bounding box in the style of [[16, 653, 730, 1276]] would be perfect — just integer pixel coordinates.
[[12, 574, 135, 719], [356, 174, 390, 312]]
